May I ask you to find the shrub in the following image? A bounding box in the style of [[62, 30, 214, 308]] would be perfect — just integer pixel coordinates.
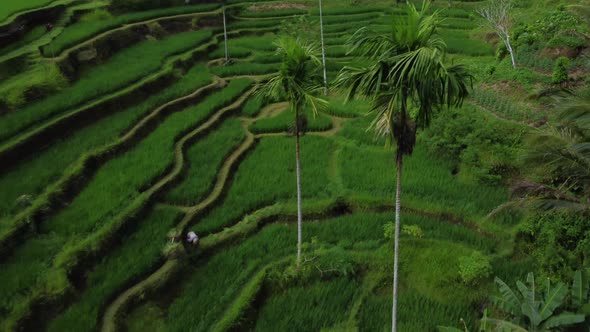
[[0, 63, 68, 109], [552, 56, 570, 85], [516, 211, 590, 282], [495, 43, 507, 61], [402, 225, 424, 238], [458, 251, 492, 284]]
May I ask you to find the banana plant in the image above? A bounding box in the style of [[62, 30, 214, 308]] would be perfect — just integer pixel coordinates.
[[572, 270, 590, 315], [439, 272, 586, 332], [488, 273, 584, 331]]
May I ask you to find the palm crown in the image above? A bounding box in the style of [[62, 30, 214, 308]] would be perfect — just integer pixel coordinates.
[[335, 0, 472, 158]]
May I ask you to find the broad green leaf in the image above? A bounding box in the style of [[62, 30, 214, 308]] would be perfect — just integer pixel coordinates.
[[542, 312, 585, 329], [495, 277, 520, 315], [521, 300, 541, 327], [539, 282, 567, 321], [516, 280, 534, 307], [572, 270, 587, 307]]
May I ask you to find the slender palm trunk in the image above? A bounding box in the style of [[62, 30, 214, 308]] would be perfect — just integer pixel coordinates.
[[295, 113, 303, 266], [223, 6, 228, 62], [392, 156, 402, 332], [318, 0, 328, 95]]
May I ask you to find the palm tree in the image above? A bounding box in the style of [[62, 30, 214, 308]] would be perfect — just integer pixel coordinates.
[[335, 2, 472, 330], [223, 3, 229, 62], [318, 0, 328, 95], [509, 96, 590, 212], [258, 36, 326, 266]]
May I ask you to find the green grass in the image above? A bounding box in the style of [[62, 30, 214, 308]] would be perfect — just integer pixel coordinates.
[[237, 8, 307, 18], [0, 29, 213, 143], [0, 79, 252, 317], [324, 97, 368, 118], [0, 65, 212, 227], [161, 210, 491, 331], [42, 78, 250, 236], [241, 95, 267, 117], [42, 4, 220, 56], [163, 212, 386, 331], [226, 35, 278, 52], [249, 108, 333, 134], [228, 18, 284, 29], [211, 62, 279, 77], [254, 277, 358, 331], [164, 224, 294, 331], [440, 29, 494, 56], [0, 0, 56, 22], [471, 89, 542, 123], [338, 138, 508, 220], [358, 286, 477, 331], [0, 26, 46, 56], [312, 12, 382, 25], [46, 205, 181, 332], [194, 136, 336, 235], [208, 46, 251, 59], [164, 118, 246, 205]]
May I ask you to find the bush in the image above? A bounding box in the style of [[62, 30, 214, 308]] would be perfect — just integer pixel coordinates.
[[402, 225, 424, 238], [458, 251, 492, 284], [552, 56, 570, 85], [516, 211, 590, 282], [0, 63, 68, 109], [495, 43, 507, 61]]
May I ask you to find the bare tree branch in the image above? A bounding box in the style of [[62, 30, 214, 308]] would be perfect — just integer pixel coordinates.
[[477, 0, 517, 68]]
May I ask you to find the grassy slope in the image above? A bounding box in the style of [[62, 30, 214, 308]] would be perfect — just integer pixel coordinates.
[[3, 0, 565, 329], [0, 65, 212, 225], [0, 29, 213, 143]]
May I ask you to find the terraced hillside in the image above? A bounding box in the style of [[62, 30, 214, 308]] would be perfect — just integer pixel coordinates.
[[0, 0, 588, 331]]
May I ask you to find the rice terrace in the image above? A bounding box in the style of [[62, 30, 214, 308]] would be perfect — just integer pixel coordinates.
[[0, 0, 588, 330]]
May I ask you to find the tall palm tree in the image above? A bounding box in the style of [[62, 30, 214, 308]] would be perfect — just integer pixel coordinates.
[[318, 0, 328, 95], [258, 36, 326, 266], [335, 2, 472, 330], [223, 3, 229, 62]]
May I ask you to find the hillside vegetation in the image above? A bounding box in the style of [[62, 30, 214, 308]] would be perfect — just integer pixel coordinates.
[[0, 0, 588, 331]]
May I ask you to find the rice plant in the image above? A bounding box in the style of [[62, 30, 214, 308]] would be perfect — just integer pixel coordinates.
[[0, 29, 214, 143], [0, 65, 212, 226], [164, 118, 246, 205], [45, 205, 182, 332], [42, 4, 220, 56]]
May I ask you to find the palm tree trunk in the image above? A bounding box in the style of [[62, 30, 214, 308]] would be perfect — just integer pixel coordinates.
[[223, 6, 229, 62], [295, 113, 303, 267], [318, 0, 328, 95], [392, 156, 402, 332]]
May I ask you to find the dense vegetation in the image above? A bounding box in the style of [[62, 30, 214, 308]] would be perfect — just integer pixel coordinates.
[[0, 0, 588, 331]]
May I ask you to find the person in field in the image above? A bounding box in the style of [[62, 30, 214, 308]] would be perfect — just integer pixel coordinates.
[[187, 231, 199, 246]]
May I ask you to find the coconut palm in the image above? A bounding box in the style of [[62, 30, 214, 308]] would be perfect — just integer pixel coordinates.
[[335, 1, 472, 330], [257, 36, 326, 266]]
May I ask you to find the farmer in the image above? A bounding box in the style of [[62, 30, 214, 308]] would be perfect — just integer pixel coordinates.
[[187, 231, 199, 246]]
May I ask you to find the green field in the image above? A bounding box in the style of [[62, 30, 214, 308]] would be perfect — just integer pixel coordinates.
[[0, 0, 588, 331]]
